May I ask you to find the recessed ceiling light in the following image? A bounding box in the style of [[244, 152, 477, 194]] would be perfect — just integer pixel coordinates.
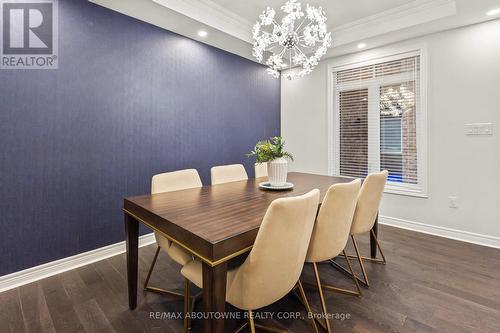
[[357, 43, 367, 49], [198, 30, 208, 37], [487, 8, 500, 16]]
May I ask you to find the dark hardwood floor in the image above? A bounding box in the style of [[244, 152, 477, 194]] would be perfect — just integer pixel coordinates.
[[1, 225, 499, 333]]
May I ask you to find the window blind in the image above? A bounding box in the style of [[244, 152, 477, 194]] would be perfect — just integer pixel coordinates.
[[334, 55, 420, 186]]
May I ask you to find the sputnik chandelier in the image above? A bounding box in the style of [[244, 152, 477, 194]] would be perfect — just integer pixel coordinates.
[[252, 0, 332, 80]]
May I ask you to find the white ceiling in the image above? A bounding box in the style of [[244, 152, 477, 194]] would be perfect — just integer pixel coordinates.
[[90, 0, 500, 62], [211, 0, 417, 29]]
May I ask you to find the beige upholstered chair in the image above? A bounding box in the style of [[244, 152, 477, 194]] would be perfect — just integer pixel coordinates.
[[303, 180, 361, 333], [254, 162, 268, 179], [210, 164, 248, 185], [144, 169, 201, 298], [181, 190, 321, 333], [333, 170, 388, 287]]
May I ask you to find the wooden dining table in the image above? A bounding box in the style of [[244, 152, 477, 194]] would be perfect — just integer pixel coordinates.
[[123, 172, 379, 333]]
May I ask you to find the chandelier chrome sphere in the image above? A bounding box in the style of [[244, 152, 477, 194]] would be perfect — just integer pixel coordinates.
[[252, 0, 332, 80]]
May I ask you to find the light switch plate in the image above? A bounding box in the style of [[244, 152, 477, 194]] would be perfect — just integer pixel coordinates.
[[465, 123, 493, 136]]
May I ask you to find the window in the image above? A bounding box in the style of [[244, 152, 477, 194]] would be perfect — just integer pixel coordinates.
[[329, 50, 427, 197]]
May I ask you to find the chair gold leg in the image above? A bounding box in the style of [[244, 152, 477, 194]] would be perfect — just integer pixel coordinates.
[[332, 231, 386, 290], [303, 279, 360, 297], [342, 250, 362, 296], [244, 310, 289, 333], [328, 259, 367, 287], [233, 321, 249, 333], [351, 235, 369, 287], [296, 280, 319, 333], [248, 310, 256, 333], [312, 263, 332, 333], [144, 246, 203, 304], [145, 248, 201, 331], [144, 246, 161, 289], [304, 252, 362, 297], [370, 230, 386, 264], [242, 287, 314, 333], [345, 255, 385, 264], [254, 324, 288, 333], [183, 278, 190, 333], [343, 231, 386, 264], [144, 246, 186, 297], [144, 285, 185, 296]]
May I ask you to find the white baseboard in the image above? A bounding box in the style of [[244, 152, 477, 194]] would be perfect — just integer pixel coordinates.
[[379, 216, 500, 249], [2, 217, 499, 293], [0, 233, 156, 293]]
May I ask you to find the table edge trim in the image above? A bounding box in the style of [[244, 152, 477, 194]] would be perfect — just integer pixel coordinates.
[[123, 209, 253, 267]]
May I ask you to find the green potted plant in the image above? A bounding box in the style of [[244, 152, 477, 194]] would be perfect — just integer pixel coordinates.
[[247, 136, 294, 186]]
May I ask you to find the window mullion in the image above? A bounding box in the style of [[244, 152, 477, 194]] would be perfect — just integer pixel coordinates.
[[367, 84, 380, 174], [332, 73, 340, 176]]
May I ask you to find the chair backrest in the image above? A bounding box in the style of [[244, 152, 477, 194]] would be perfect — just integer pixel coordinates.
[[151, 169, 202, 249], [351, 170, 388, 235], [305, 179, 361, 263], [151, 169, 202, 194], [226, 189, 320, 310], [254, 163, 268, 179], [211, 164, 248, 185]]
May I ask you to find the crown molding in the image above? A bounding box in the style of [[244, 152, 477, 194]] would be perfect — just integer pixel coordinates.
[[150, 0, 458, 50], [151, 0, 458, 48], [152, 0, 253, 43], [332, 0, 457, 46], [89, 0, 469, 63]]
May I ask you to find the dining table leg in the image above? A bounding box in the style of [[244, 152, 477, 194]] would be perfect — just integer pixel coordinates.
[[124, 213, 139, 310], [202, 261, 228, 333], [370, 213, 379, 258]]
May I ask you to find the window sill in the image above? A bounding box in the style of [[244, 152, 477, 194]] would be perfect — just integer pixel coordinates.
[[384, 184, 428, 198]]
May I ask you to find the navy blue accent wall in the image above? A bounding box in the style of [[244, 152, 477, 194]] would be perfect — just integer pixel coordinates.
[[0, 0, 280, 275]]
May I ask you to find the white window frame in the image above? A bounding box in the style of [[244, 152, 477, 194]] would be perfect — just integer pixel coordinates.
[[327, 46, 429, 198]]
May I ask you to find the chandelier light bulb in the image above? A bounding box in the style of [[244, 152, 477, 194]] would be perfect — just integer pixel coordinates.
[[252, 0, 332, 80]]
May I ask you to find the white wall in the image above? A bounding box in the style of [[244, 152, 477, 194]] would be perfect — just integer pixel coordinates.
[[281, 19, 500, 246]]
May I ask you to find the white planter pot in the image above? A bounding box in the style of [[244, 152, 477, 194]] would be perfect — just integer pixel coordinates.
[[267, 158, 288, 186]]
